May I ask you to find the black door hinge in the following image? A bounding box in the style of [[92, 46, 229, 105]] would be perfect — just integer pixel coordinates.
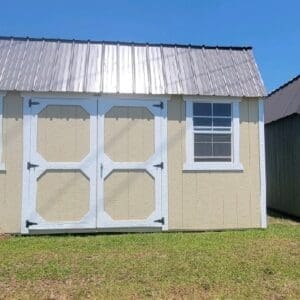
[[25, 220, 38, 228], [154, 217, 165, 225], [29, 99, 40, 107], [153, 102, 164, 109], [27, 162, 39, 170], [153, 162, 164, 169]]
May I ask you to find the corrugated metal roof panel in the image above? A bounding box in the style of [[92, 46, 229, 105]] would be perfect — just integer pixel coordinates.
[[119, 45, 133, 94], [102, 44, 117, 93], [16, 40, 43, 91], [189, 48, 211, 95], [265, 75, 300, 123], [162, 47, 181, 94], [148, 46, 165, 94], [176, 47, 197, 95], [85, 43, 102, 93], [33, 41, 58, 91], [0, 37, 266, 97], [67, 42, 88, 92], [134, 46, 149, 94]]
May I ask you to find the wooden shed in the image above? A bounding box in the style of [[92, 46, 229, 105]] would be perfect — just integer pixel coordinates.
[[265, 75, 300, 218], [0, 36, 266, 234]]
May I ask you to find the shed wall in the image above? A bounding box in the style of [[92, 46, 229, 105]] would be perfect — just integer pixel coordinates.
[[0, 92, 23, 233], [0, 92, 262, 233], [265, 115, 300, 217], [168, 96, 261, 230]]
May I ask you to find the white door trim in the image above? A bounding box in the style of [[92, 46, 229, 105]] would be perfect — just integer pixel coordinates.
[[21, 97, 98, 233], [21, 96, 169, 233]]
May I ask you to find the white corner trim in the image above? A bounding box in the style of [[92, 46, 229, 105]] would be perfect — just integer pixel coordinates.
[[0, 94, 5, 170], [185, 100, 242, 171], [259, 99, 267, 228]]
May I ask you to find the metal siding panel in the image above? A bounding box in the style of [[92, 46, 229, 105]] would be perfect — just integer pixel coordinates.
[[16, 40, 44, 91], [67, 43, 88, 92], [176, 47, 197, 95], [162, 47, 181, 94], [134, 46, 149, 94], [102, 44, 117, 93], [51, 42, 73, 92], [85, 43, 102, 93], [118, 45, 133, 94], [33, 41, 58, 91], [148, 46, 165, 94]]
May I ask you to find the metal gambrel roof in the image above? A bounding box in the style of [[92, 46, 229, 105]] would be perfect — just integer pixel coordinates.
[[0, 36, 266, 97], [265, 74, 300, 124]]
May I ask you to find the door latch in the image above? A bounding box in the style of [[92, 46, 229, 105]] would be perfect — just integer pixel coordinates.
[[25, 220, 38, 228], [27, 162, 39, 170], [153, 162, 164, 169], [154, 217, 165, 225]]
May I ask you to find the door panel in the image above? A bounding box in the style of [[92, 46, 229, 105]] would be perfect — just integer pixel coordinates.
[[98, 99, 165, 228], [104, 106, 154, 162], [24, 98, 97, 231], [104, 170, 155, 220], [22, 97, 167, 233]]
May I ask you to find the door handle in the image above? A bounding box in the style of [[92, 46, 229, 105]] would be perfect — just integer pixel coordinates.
[[100, 163, 103, 178]]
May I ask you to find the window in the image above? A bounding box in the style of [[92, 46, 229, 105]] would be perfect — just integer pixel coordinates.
[[0, 94, 4, 170], [184, 100, 243, 171]]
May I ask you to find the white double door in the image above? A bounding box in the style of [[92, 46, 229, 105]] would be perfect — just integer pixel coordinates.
[[22, 97, 167, 233]]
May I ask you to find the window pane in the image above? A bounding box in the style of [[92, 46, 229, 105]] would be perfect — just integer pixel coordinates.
[[194, 117, 212, 127], [213, 103, 231, 117], [213, 143, 231, 157], [193, 103, 211, 116], [195, 133, 212, 143], [213, 118, 231, 127], [213, 134, 231, 143], [194, 142, 213, 157]]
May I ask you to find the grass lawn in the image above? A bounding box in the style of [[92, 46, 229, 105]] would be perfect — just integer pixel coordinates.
[[0, 216, 299, 299]]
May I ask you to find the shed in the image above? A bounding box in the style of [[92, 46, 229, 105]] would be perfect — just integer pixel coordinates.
[[265, 75, 300, 218], [0, 36, 266, 234]]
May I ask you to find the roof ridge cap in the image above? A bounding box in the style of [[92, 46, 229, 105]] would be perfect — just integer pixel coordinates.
[[0, 35, 253, 50]]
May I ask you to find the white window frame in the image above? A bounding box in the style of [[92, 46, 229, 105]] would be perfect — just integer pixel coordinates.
[[184, 98, 243, 171], [0, 92, 6, 171]]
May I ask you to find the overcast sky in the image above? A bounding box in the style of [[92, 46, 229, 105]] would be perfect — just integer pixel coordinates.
[[0, 0, 299, 92]]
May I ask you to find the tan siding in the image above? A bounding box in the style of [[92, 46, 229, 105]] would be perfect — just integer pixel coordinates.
[[0, 92, 23, 233], [37, 105, 90, 162], [104, 170, 155, 220], [36, 170, 90, 222], [167, 97, 261, 230], [105, 106, 154, 162]]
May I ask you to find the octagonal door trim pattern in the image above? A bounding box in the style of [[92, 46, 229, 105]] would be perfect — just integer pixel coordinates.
[[21, 98, 98, 233], [97, 98, 167, 229]]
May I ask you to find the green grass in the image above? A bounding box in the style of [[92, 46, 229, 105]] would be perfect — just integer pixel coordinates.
[[0, 216, 299, 299]]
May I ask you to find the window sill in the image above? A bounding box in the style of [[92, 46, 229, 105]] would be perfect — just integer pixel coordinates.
[[183, 162, 244, 172], [0, 163, 5, 171]]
